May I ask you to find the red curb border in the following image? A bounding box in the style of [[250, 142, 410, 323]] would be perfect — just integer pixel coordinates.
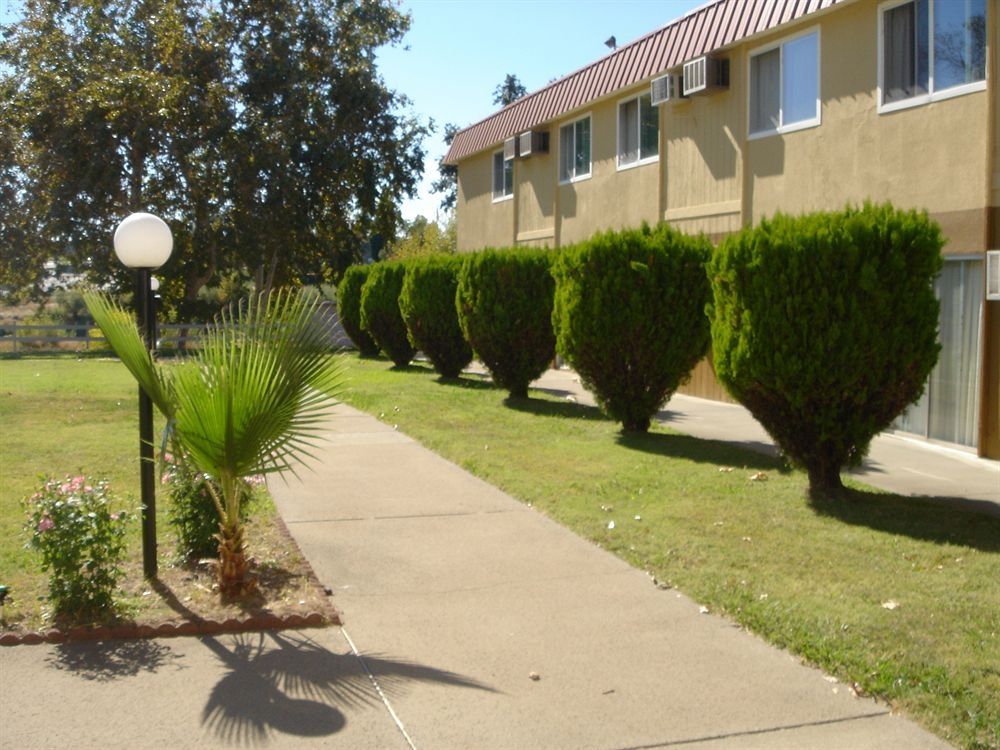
[[1, 510, 341, 647]]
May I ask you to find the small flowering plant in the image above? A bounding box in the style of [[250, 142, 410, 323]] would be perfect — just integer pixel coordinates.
[[23, 475, 132, 618]]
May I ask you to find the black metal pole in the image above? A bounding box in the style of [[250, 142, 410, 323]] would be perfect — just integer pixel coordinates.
[[136, 268, 157, 578]]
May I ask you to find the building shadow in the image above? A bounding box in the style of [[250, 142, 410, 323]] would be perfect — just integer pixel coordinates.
[[200, 630, 496, 746], [808, 488, 1000, 552]]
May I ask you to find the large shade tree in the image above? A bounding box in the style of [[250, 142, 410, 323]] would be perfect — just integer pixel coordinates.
[[0, 0, 428, 316]]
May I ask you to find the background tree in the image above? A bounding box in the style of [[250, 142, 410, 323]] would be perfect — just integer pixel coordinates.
[[383, 215, 456, 260], [430, 122, 460, 212], [0, 0, 428, 317], [493, 73, 527, 106]]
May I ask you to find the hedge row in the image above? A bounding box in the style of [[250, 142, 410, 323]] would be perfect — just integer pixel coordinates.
[[336, 203, 942, 496]]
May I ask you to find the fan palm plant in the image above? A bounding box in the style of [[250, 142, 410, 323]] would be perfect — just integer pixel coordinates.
[[84, 289, 341, 595]]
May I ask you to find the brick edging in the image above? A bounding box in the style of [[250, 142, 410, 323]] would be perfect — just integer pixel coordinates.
[[1, 511, 342, 647]]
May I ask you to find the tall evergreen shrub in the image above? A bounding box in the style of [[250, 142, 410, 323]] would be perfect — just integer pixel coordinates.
[[360, 261, 415, 367], [456, 248, 556, 398], [337, 265, 379, 356], [398, 254, 472, 378], [708, 203, 943, 494], [553, 224, 711, 432]]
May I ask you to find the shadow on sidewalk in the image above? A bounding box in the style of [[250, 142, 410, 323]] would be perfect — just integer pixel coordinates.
[[200, 630, 496, 746], [808, 489, 1000, 552], [46, 638, 183, 681]]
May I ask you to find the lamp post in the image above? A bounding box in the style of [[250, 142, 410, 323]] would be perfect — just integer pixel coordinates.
[[113, 213, 173, 578]]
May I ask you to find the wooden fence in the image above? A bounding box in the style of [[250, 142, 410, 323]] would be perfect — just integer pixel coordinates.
[[0, 303, 351, 353]]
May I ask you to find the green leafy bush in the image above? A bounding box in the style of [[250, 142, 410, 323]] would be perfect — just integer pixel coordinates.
[[163, 450, 257, 560], [553, 224, 711, 432], [360, 261, 416, 367], [707, 203, 943, 494], [398, 254, 472, 378], [337, 265, 380, 356], [23, 475, 132, 617], [456, 248, 555, 398]]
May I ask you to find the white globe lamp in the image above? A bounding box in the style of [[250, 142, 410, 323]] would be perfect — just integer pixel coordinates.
[[113, 212, 173, 269]]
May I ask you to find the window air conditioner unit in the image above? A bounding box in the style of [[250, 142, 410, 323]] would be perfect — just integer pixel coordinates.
[[651, 73, 685, 105], [987, 251, 1000, 301], [682, 55, 729, 96], [503, 136, 517, 161], [518, 130, 549, 158]]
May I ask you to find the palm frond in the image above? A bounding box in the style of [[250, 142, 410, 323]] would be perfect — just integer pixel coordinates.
[[83, 289, 175, 418], [170, 290, 342, 481]]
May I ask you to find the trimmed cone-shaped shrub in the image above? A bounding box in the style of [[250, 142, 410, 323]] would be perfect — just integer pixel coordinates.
[[456, 248, 556, 398], [399, 254, 472, 378], [337, 265, 379, 356], [708, 202, 943, 495], [360, 261, 416, 367], [553, 224, 711, 432]]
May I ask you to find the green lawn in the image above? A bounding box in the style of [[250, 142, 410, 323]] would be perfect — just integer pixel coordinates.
[[335, 356, 1000, 750], [0, 357, 297, 629]]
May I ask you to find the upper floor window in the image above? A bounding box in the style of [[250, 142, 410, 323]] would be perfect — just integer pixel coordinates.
[[749, 29, 820, 137], [879, 0, 986, 112], [559, 115, 591, 183], [618, 93, 659, 168], [492, 149, 513, 201]]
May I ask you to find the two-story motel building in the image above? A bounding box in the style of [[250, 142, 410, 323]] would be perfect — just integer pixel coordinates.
[[443, 0, 1000, 460]]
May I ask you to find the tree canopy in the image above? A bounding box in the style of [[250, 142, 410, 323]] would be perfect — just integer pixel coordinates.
[[0, 0, 429, 317], [492, 73, 527, 107]]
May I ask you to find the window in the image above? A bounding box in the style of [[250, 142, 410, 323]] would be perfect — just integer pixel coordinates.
[[618, 93, 658, 168], [559, 115, 591, 183], [749, 29, 819, 137], [894, 257, 984, 447], [492, 149, 512, 201], [880, 0, 986, 111]]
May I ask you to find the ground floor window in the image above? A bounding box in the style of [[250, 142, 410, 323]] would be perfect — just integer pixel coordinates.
[[895, 257, 983, 447]]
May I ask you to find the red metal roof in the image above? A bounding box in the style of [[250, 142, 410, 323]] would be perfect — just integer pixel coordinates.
[[444, 0, 846, 164]]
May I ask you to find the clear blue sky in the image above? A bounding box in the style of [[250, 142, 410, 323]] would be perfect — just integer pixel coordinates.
[[380, 0, 706, 222], [1, 0, 707, 224]]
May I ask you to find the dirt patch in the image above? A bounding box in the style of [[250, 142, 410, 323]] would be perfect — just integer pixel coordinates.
[[1, 512, 339, 646]]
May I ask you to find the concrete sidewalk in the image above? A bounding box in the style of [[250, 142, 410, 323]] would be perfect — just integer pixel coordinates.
[[1, 371, 985, 749], [265, 402, 949, 749]]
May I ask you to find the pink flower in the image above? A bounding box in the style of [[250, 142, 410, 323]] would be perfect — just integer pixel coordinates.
[[59, 483, 72, 494], [163, 452, 174, 464], [110, 513, 120, 521], [37, 517, 54, 533]]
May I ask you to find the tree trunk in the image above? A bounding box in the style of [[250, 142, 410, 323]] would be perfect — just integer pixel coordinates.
[[217, 521, 255, 598], [622, 416, 651, 433], [807, 462, 845, 498]]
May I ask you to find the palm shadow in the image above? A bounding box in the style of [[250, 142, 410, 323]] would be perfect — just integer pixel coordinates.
[[808, 487, 1000, 552], [615, 430, 791, 473], [201, 630, 497, 746]]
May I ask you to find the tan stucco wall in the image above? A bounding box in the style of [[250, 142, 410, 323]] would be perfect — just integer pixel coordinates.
[[743, 0, 990, 255], [515, 144, 556, 245], [456, 150, 513, 252], [661, 54, 745, 237]]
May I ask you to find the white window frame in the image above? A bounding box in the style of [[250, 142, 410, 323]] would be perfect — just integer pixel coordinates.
[[877, 0, 988, 115], [747, 26, 821, 140], [491, 148, 513, 203], [616, 93, 659, 171], [558, 113, 592, 185]]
